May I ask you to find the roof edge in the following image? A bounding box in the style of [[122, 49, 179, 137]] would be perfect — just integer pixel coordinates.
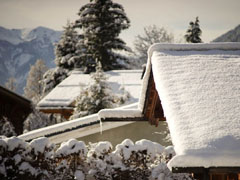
[[147, 42, 240, 59], [139, 42, 240, 115]]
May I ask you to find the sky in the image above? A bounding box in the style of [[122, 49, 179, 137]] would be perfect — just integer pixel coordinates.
[[0, 0, 239, 47]]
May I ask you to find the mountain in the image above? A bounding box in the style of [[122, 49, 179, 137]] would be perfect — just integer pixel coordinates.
[[212, 24, 240, 42], [0, 26, 62, 94]]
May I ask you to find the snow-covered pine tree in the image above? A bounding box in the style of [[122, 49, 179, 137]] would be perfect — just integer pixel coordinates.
[[71, 63, 130, 119], [55, 21, 79, 69], [133, 25, 174, 67], [72, 62, 116, 118], [74, 0, 131, 73], [42, 21, 79, 95], [42, 67, 69, 95], [185, 17, 203, 43], [24, 59, 48, 103], [5, 77, 17, 92]]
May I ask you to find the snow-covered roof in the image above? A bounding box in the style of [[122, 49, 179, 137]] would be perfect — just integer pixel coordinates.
[[19, 103, 138, 143], [144, 43, 240, 169], [38, 69, 142, 108]]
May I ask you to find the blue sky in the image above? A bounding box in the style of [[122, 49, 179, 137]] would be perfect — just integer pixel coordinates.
[[0, 0, 239, 47]]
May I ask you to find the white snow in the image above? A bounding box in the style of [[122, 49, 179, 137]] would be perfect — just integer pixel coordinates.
[[135, 139, 165, 159], [13, 154, 22, 165], [19, 113, 99, 141], [98, 109, 142, 119], [56, 139, 87, 157], [145, 43, 240, 168], [29, 137, 52, 155], [88, 141, 113, 158], [74, 170, 85, 180], [19, 162, 37, 176], [38, 69, 142, 107], [5, 136, 28, 151], [113, 139, 165, 160], [17, 54, 32, 66], [19, 103, 137, 143], [0, 138, 7, 149]]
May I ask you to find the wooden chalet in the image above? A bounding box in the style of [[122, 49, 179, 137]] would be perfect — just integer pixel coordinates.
[[99, 43, 240, 180], [0, 85, 32, 135]]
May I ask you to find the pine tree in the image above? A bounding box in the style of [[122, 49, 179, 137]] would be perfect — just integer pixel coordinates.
[[55, 21, 79, 70], [185, 17, 203, 43], [133, 25, 174, 67], [42, 21, 78, 95], [72, 62, 116, 118], [71, 62, 130, 119], [24, 59, 48, 103], [74, 0, 131, 73], [42, 67, 69, 95], [5, 77, 17, 92]]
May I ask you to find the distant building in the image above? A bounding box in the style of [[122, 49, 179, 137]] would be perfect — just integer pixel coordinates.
[[37, 69, 143, 119], [99, 43, 240, 180], [0, 85, 32, 135]]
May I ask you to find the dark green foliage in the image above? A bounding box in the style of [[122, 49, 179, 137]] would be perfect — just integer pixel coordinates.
[[75, 0, 131, 73], [54, 21, 79, 70], [42, 21, 78, 95], [185, 17, 202, 43]]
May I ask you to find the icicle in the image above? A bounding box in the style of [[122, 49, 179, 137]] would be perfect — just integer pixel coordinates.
[[99, 119, 103, 135]]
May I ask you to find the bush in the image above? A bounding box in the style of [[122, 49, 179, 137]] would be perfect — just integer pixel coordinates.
[[0, 136, 193, 180]]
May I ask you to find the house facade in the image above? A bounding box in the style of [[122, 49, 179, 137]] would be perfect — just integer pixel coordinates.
[[0, 85, 32, 135]]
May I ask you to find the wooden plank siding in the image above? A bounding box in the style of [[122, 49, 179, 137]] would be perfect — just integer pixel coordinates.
[[0, 85, 32, 135], [172, 167, 240, 180], [143, 71, 165, 126]]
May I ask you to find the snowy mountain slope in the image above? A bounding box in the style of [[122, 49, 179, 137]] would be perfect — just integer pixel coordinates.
[[0, 26, 62, 94], [213, 24, 240, 42]]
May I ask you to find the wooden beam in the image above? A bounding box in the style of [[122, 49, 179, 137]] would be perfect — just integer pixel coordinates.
[[143, 71, 165, 126], [172, 167, 240, 174], [39, 108, 73, 120]]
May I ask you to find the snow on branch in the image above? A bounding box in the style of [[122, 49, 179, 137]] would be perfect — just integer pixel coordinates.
[[0, 136, 192, 180]]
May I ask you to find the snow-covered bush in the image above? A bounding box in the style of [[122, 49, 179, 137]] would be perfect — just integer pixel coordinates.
[[55, 139, 88, 180], [0, 117, 16, 137], [29, 137, 55, 179], [87, 141, 113, 179], [0, 137, 193, 180], [112, 139, 165, 179], [0, 136, 35, 179]]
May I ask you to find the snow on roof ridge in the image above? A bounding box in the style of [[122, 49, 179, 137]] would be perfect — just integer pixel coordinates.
[[147, 42, 240, 58], [138, 42, 240, 112], [147, 43, 240, 168]]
